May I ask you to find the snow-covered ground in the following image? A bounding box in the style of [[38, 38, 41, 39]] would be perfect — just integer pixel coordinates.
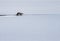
[[0, 14, 60, 41]]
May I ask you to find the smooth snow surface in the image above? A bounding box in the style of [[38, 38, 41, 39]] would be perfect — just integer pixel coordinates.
[[0, 14, 60, 41]]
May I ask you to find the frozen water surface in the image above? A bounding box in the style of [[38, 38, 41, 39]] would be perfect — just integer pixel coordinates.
[[0, 14, 60, 41]]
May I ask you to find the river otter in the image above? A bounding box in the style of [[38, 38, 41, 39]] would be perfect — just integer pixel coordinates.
[[16, 12, 23, 16]]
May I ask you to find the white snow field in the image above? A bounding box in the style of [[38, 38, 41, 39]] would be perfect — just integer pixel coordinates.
[[0, 14, 60, 41]]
